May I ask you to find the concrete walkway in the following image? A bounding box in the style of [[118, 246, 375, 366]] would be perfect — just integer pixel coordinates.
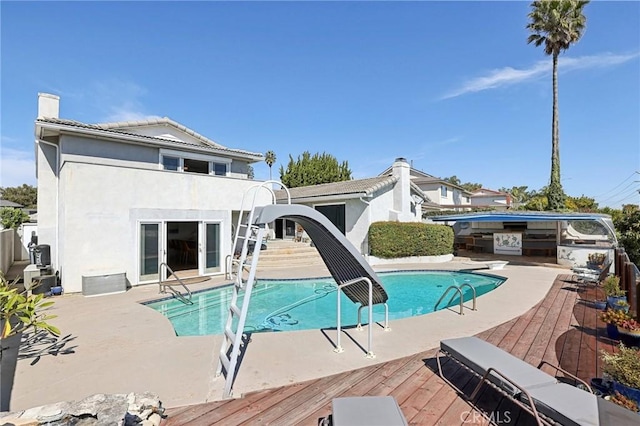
[[9, 258, 565, 412]]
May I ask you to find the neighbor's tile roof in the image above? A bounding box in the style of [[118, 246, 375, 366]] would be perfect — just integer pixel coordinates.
[[36, 117, 263, 160]]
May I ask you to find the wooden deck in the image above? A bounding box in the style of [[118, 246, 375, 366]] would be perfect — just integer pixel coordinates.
[[162, 274, 618, 425]]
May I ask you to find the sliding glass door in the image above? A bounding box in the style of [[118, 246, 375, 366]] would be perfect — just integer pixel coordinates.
[[203, 222, 221, 274], [139, 222, 161, 282]]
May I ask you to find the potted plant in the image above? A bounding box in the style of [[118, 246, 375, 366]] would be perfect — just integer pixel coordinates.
[[1, 272, 59, 411], [601, 344, 640, 407], [618, 318, 640, 347], [608, 392, 639, 413], [614, 300, 631, 313], [602, 275, 626, 308], [601, 308, 632, 340], [587, 252, 607, 269]]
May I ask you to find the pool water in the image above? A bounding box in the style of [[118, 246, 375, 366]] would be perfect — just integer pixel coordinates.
[[145, 271, 504, 336]]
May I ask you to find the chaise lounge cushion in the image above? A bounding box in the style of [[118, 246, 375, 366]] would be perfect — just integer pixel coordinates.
[[526, 383, 599, 426], [440, 337, 558, 396], [331, 396, 408, 426]]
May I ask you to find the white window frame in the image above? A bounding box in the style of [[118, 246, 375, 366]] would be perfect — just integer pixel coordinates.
[[159, 149, 231, 176]]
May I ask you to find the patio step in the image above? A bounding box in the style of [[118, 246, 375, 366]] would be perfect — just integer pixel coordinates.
[[257, 240, 324, 268]]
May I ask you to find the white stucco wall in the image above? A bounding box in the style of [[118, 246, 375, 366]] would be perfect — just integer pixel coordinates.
[[55, 161, 270, 292]]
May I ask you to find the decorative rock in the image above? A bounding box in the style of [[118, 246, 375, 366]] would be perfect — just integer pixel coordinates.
[[0, 392, 163, 426], [147, 413, 162, 426], [0, 417, 39, 426]]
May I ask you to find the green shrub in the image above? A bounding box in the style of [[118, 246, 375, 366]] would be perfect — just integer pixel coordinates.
[[368, 221, 453, 258], [0, 207, 30, 230]]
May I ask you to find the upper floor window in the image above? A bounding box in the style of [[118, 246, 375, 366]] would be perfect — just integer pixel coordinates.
[[160, 149, 231, 177], [184, 158, 209, 174], [441, 186, 448, 197], [162, 156, 180, 171], [213, 162, 227, 176], [465, 197, 470, 203]]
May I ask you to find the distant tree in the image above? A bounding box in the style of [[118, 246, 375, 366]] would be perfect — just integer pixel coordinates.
[[0, 184, 37, 208], [0, 207, 30, 229], [527, 0, 589, 210], [565, 195, 598, 212], [247, 165, 255, 180], [443, 176, 482, 192], [615, 205, 640, 267], [279, 151, 352, 188], [499, 186, 531, 208], [524, 194, 549, 211], [443, 175, 461, 186], [265, 150, 276, 180]]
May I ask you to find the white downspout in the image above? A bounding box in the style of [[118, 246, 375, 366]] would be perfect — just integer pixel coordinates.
[[360, 196, 371, 255], [36, 139, 60, 271]]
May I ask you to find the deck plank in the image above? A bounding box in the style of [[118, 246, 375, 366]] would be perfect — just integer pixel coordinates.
[[162, 274, 621, 426]]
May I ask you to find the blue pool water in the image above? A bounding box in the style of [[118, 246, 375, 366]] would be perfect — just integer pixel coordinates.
[[144, 270, 505, 336]]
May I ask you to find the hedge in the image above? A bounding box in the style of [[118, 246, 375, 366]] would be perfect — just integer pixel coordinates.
[[368, 221, 454, 259]]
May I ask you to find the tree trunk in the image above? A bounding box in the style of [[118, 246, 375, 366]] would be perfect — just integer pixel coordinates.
[[548, 52, 564, 211]]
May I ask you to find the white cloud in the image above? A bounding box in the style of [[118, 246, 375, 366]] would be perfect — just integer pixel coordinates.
[[88, 79, 161, 123], [0, 148, 36, 188], [441, 52, 639, 100]]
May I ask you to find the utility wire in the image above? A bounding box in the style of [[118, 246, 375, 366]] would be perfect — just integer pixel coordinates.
[[601, 187, 640, 207], [596, 180, 640, 204], [592, 171, 639, 199]]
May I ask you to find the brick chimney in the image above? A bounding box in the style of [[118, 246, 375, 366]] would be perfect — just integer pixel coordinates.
[[38, 93, 60, 119]]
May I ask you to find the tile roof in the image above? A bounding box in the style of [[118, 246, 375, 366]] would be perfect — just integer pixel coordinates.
[[36, 117, 263, 160], [276, 176, 399, 201]]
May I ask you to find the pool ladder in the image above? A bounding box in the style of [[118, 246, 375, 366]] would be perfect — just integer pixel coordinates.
[[434, 283, 477, 315]]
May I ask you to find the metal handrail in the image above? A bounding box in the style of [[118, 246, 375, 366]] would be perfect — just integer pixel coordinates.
[[159, 262, 193, 305], [434, 283, 477, 315], [458, 283, 477, 311], [434, 286, 464, 315]]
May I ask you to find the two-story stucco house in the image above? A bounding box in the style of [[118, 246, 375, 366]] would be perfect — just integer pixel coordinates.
[[469, 188, 512, 210], [35, 93, 269, 293], [379, 166, 472, 211]]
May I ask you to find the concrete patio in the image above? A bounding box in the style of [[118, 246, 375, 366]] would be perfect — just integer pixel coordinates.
[[8, 258, 563, 413]]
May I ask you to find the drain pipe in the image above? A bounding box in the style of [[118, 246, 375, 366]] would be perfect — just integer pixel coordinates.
[[35, 138, 60, 271], [359, 196, 371, 255]]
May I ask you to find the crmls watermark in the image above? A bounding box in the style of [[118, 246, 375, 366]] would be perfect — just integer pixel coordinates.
[[460, 410, 512, 424]]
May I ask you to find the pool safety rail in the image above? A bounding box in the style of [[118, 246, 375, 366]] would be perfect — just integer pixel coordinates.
[[434, 283, 477, 315], [216, 181, 390, 399], [158, 262, 193, 305]]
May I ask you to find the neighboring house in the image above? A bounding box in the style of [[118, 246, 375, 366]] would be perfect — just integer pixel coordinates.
[[35, 93, 269, 293], [276, 158, 426, 253], [0, 200, 23, 209], [469, 188, 512, 210], [379, 166, 472, 212]]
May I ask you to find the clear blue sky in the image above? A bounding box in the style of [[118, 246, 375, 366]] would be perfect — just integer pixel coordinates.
[[2, 1, 639, 208]]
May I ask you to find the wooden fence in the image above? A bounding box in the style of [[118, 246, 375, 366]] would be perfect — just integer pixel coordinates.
[[615, 247, 640, 318]]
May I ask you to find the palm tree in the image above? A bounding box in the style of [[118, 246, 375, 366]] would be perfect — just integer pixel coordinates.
[[527, 0, 588, 210], [265, 150, 276, 180]]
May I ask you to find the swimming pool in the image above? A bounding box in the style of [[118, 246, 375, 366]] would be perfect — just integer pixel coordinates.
[[145, 270, 505, 336]]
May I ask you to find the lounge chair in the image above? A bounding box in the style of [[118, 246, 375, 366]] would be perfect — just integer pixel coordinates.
[[321, 396, 408, 426], [572, 261, 612, 285], [437, 336, 638, 426]]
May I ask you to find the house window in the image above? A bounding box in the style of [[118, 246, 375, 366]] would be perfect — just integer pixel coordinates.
[[465, 197, 470, 203], [184, 158, 209, 174], [162, 156, 180, 171], [441, 186, 448, 197], [213, 162, 227, 176]]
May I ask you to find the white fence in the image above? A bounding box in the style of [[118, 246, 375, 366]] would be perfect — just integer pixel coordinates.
[[0, 229, 15, 275]]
